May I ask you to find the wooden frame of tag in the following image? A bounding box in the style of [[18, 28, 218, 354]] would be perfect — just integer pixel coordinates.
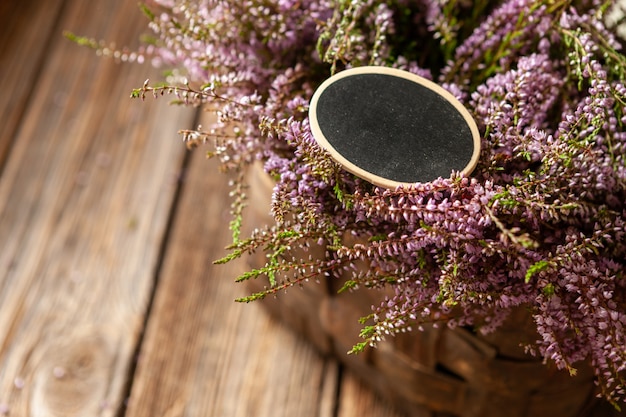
[[309, 66, 481, 189]]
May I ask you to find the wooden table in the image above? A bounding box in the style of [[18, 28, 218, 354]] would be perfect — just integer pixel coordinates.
[[0, 1, 403, 416]]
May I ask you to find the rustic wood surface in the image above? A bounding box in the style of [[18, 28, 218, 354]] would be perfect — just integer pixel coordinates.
[[0, 1, 402, 416]]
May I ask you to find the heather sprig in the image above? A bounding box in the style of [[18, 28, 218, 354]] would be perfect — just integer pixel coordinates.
[[173, 0, 626, 402], [74, 0, 626, 405]]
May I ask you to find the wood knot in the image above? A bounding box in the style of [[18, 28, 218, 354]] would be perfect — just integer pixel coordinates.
[[31, 328, 114, 416]]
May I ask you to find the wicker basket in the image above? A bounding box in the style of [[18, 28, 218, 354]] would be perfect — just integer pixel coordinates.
[[241, 163, 602, 417]]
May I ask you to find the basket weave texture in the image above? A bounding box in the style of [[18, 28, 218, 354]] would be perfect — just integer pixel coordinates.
[[242, 164, 597, 417]]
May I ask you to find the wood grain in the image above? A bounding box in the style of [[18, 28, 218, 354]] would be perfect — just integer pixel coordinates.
[[338, 372, 405, 417], [0, 0, 66, 170], [124, 145, 340, 417], [0, 0, 195, 414]]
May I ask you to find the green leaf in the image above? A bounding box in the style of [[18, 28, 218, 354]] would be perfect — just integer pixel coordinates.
[[130, 89, 142, 99], [213, 249, 244, 265], [235, 290, 268, 303], [138, 3, 156, 21], [63, 31, 99, 49], [525, 260, 553, 283], [337, 279, 357, 293], [348, 341, 369, 354], [368, 234, 387, 242], [542, 283, 556, 297]]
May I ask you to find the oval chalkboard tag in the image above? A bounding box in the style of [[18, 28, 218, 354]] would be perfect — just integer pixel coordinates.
[[309, 66, 481, 189]]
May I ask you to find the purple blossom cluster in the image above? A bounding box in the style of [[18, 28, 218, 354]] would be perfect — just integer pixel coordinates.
[[138, 0, 335, 165], [136, 0, 626, 404]]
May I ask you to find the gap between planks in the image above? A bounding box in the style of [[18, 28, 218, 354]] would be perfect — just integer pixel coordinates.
[[0, 0, 194, 414]]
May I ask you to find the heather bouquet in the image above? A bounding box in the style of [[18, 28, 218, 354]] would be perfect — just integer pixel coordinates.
[[72, 0, 626, 407]]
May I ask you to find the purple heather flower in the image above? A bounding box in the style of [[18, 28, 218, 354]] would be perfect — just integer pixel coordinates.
[[137, 0, 626, 403]]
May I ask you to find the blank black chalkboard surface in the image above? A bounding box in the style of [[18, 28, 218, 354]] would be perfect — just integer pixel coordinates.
[[309, 66, 481, 189]]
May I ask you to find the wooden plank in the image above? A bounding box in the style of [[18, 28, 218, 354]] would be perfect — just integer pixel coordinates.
[[124, 148, 340, 417], [0, 0, 194, 414], [0, 0, 66, 170], [338, 372, 406, 417]]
